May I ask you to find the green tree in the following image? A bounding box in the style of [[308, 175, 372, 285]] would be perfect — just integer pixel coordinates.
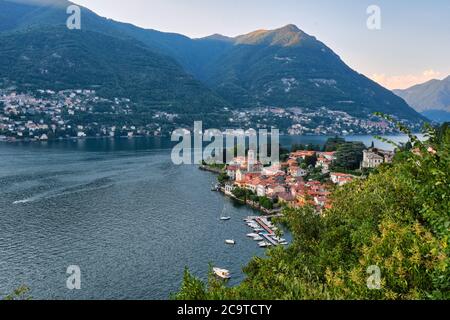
[[333, 142, 365, 170], [323, 136, 346, 152]]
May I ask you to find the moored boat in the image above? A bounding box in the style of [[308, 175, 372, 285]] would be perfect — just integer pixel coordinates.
[[213, 267, 231, 279]]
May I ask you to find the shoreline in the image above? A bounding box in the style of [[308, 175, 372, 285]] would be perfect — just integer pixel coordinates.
[[0, 132, 421, 144], [200, 165, 283, 216]]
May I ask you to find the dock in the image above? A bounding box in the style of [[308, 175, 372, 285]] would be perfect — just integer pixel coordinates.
[[245, 215, 288, 247]]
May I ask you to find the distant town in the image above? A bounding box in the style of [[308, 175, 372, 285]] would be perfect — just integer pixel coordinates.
[[0, 88, 422, 142], [205, 140, 395, 214]]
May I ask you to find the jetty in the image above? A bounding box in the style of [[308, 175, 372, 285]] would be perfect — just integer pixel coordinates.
[[244, 215, 288, 248]]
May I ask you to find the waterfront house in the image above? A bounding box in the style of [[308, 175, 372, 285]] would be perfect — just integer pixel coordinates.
[[226, 165, 239, 180]]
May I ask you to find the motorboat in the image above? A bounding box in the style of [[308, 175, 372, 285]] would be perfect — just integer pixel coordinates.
[[258, 242, 271, 248], [225, 240, 236, 245], [213, 268, 231, 279]]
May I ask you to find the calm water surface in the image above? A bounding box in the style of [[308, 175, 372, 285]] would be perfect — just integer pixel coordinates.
[[0, 135, 410, 299]]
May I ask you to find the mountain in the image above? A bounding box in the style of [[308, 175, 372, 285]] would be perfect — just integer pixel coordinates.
[[394, 76, 450, 122], [0, 0, 229, 118], [0, 0, 425, 124], [193, 25, 424, 121]]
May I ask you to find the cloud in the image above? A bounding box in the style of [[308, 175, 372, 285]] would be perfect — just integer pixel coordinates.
[[371, 70, 444, 90]]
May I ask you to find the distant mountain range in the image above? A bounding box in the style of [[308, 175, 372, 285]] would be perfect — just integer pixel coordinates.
[[0, 0, 426, 124], [394, 76, 450, 123]]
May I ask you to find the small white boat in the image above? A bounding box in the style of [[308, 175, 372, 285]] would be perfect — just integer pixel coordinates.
[[247, 233, 259, 238], [259, 241, 272, 247], [225, 240, 236, 245], [272, 237, 286, 243], [253, 236, 263, 241], [258, 241, 271, 248], [220, 205, 231, 221], [213, 267, 231, 279]]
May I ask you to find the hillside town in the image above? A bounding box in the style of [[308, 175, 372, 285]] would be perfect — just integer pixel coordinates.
[[0, 88, 423, 142], [0, 89, 172, 142], [228, 106, 422, 136], [211, 144, 395, 214]]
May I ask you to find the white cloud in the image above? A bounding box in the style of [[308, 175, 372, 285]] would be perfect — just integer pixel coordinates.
[[371, 70, 444, 90]]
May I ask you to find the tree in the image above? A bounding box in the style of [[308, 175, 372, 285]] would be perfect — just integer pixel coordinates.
[[333, 142, 365, 170], [259, 197, 274, 210], [304, 154, 318, 167], [217, 172, 229, 185], [323, 136, 346, 152], [176, 122, 449, 300]]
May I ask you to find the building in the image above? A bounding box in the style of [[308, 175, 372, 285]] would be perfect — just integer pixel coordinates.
[[226, 165, 239, 180], [361, 148, 394, 168], [330, 173, 356, 186]]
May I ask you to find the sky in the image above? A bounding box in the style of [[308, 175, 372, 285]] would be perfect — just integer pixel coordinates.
[[74, 0, 450, 90]]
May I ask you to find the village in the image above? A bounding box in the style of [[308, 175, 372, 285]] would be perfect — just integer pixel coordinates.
[[211, 144, 395, 214], [0, 88, 421, 143], [0, 88, 173, 142]]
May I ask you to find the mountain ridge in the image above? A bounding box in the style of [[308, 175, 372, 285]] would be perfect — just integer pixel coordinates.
[[0, 0, 426, 123], [393, 76, 450, 122]]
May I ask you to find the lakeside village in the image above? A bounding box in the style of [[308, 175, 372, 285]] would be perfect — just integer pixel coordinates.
[[203, 138, 394, 273], [0, 88, 420, 142]]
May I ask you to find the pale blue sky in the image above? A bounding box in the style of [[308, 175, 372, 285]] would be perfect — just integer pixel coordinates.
[[74, 0, 450, 89]]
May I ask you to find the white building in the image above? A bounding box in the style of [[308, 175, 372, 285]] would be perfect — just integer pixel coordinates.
[[362, 148, 394, 168]]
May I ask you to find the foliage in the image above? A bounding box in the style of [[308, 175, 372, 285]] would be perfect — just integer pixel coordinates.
[[304, 154, 318, 167], [323, 136, 346, 152], [259, 197, 274, 210], [333, 142, 366, 170], [217, 172, 230, 185], [3, 286, 31, 301], [175, 122, 450, 300]]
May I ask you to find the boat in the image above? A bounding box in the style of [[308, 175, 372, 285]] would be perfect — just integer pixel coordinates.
[[220, 205, 231, 221], [253, 236, 263, 241], [225, 240, 236, 245], [258, 241, 271, 248], [247, 233, 259, 238], [213, 268, 231, 279]]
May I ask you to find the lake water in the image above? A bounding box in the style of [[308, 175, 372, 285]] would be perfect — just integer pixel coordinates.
[[0, 135, 412, 299]]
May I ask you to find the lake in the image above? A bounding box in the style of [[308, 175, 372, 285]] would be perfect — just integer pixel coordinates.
[[0, 134, 412, 299]]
